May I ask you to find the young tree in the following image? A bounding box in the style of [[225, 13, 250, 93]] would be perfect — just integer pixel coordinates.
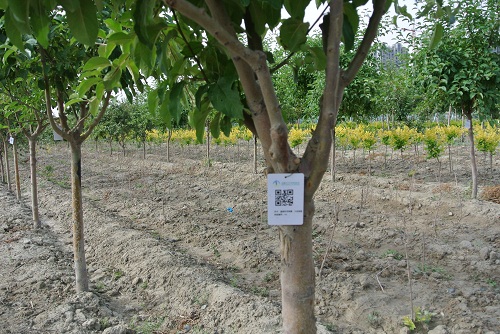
[[134, 1, 408, 332], [414, 0, 500, 198], [1, 3, 137, 292]]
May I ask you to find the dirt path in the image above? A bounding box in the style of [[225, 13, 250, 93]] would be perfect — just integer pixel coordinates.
[[1, 141, 499, 333]]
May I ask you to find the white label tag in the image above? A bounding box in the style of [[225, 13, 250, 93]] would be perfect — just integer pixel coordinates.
[[464, 119, 471, 129], [9, 137, 14, 145], [267, 173, 304, 225]]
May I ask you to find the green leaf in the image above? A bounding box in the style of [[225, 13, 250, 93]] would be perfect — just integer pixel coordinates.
[[107, 31, 134, 44], [103, 66, 122, 90], [429, 23, 444, 49], [30, 1, 50, 48], [279, 18, 309, 52], [66, 97, 85, 107], [248, 1, 281, 35], [343, 3, 359, 51], [5, 8, 25, 50], [220, 115, 232, 136], [83, 57, 112, 72], [133, 0, 167, 48], [7, 0, 30, 33], [208, 76, 243, 119], [191, 99, 211, 143], [77, 77, 101, 97], [195, 85, 209, 110], [308, 46, 326, 70], [181, 41, 204, 57], [210, 111, 221, 139], [159, 94, 172, 128], [168, 82, 185, 124], [64, 0, 98, 46], [284, 0, 309, 20], [147, 89, 158, 115]]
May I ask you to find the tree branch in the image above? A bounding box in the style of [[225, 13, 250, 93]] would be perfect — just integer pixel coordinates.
[[301, 0, 343, 196], [342, 0, 386, 87], [80, 91, 112, 142]]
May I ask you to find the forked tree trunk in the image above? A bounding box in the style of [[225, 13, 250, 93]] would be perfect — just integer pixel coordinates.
[[280, 198, 315, 333], [70, 141, 89, 292], [12, 138, 21, 201], [28, 138, 41, 228], [4, 138, 11, 190], [465, 110, 478, 199]]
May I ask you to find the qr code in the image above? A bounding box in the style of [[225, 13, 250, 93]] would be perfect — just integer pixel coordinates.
[[275, 189, 294, 206]]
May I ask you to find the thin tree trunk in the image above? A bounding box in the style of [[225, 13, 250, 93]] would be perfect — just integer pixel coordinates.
[[29, 138, 41, 228], [165, 129, 171, 162], [143, 140, 146, 159], [331, 128, 336, 182], [0, 146, 5, 184], [465, 111, 478, 199], [206, 124, 210, 164], [12, 138, 21, 201], [70, 141, 89, 292], [448, 145, 452, 173], [4, 138, 11, 191], [447, 104, 452, 126], [253, 135, 257, 174], [280, 198, 315, 333]]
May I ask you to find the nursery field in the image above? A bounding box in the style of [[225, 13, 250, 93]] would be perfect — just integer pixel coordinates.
[[1, 139, 499, 334]]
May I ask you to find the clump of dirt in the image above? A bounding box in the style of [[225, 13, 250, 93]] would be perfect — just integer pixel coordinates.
[[481, 185, 500, 204]]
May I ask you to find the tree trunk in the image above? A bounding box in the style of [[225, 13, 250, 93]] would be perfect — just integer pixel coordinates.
[[331, 128, 336, 182], [167, 129, 172, 163], [448, 145, 452, 173], [29, 138, 41, 228], [253, 135, 257, 174], [465, 111, 478, 199], [12, 138, 21, 201], [70, 141, 89, 292], [280, 198, 315, 333], [206, 124, 210, 165], [4, 138, 11, 191], [0, 145, 5, 184], [143, 140, 146, 159]]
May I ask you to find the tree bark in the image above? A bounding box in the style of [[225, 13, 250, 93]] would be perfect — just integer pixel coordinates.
[[29, 138, 41, 228], [465, 111, 478, 199], [12, 138, 21, 201], [0, 143, 5, 184], [70, 141, 89, 292], [280, 198, 316, 333], [253, 135, 257, 174], [4, 138, 12, 191]]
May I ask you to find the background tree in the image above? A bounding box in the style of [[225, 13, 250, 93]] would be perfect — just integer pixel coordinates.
[[414, 0, 500, 198]]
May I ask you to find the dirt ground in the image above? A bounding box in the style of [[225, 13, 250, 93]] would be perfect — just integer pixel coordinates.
[[1, 139, 499, 334]]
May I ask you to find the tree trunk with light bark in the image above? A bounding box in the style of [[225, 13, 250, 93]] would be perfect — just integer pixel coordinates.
[[12, 138, 21, 201]]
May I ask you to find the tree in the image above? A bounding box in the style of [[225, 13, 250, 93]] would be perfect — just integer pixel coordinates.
[[0, 50, 49, 227], [0, 3, 136, 292], [137, 1, 399, 332], [414, 0, 500, 198]]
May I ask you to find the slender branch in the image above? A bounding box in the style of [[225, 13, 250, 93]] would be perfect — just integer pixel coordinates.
[[301, 0, 343, 195], [271, 4, 330, 73], [41, 50, 69, 141], [80, 91, 112, 142], [342, 0, 386, 87]]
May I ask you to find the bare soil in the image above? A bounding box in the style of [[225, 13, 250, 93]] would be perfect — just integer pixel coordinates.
[[1, 140, 499, 334]]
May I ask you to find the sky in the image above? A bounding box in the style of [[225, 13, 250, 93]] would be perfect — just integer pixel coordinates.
[[303, 0, 418, 46]]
